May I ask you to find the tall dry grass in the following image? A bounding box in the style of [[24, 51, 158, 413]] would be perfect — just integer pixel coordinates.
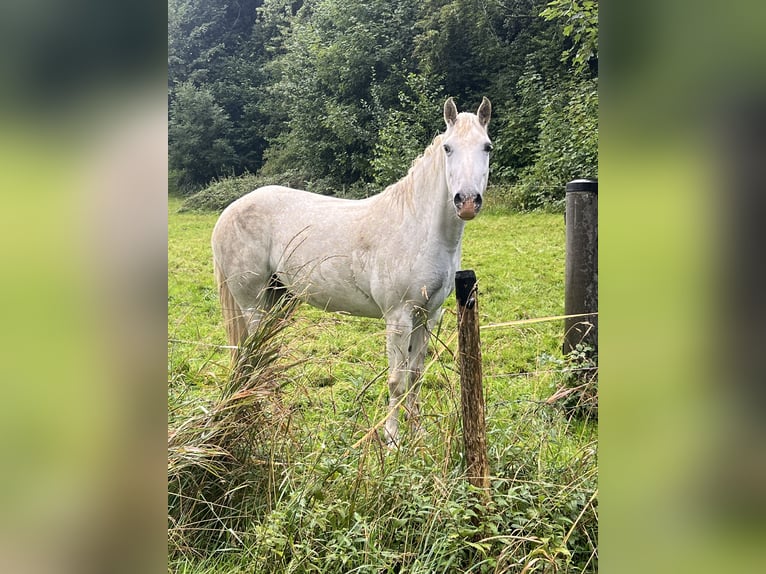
[[168, 297, 298, 555]]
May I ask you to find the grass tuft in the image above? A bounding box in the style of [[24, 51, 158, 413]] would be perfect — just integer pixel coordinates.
[[168, 297, 298, 556]]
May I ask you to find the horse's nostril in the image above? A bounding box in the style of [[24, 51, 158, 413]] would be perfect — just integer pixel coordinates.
[[453, 193, 463, 206], [475, 194, 483, 208]]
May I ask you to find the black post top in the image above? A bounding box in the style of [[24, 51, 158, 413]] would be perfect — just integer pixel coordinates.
[[455, 270, 477, 308], [565, 179, 598, 194]]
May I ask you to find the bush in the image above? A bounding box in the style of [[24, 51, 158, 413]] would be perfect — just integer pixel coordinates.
[[169, 325, 598, 571], [508, 77, 598, 211], [170, 396, 598, 571], [169, 82, 238, 192], [178, 171, 308, 213], [546, 343, 599, 420], [370, 73, 445, 188], [178, 171, 385, 214]]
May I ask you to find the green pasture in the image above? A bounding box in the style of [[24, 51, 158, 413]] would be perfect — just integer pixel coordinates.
[[168, 194, 597, 572]]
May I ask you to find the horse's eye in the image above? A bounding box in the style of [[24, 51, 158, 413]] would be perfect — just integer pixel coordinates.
[[484, 143, 493, 153], [443, 144, 452, 155]]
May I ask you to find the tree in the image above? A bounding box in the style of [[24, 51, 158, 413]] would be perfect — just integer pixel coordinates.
[[169, 0, 288, 187], [262, 0, 423, 187], [169, 82, 237, 191], [508, 0, 598, 208], [370, 72, 445, 187], [166, 0, 597, 209], [540, 0, 598, 75]]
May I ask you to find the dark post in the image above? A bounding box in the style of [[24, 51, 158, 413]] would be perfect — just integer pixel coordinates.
[[455, 270, 490, 493], [563, 179, 598, 355]]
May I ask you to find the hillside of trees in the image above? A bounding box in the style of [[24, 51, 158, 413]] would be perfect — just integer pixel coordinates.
[[168, 0, 597, 209]]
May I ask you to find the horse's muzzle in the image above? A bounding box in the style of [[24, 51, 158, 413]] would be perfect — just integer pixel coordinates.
[[454, 193, 483, 220]]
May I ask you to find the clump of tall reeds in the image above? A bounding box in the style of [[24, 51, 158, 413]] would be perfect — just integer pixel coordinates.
[[168, 298, 298, 556]]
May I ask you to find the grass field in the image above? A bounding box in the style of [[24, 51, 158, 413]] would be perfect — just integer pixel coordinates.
[[168, 194, 597, 572]]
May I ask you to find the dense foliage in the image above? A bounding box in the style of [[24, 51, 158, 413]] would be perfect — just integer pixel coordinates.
[[168, 0, 598, 207]]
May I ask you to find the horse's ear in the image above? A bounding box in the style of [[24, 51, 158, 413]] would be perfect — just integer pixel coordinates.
[[444, 97, 458, 127], [477, 97, 491, 128]]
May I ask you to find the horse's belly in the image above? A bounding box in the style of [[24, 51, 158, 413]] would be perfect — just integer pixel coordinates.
[[303, 289, 383, 319], [279, 261, 383, 319]]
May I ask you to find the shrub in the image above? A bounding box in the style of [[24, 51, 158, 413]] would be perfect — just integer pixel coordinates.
[[178, 171, 385, 214], [169, 81, 238, 192], [370, 73, 444, 188], [178, 171, 309, 213], [508, 77, 598, 211], [545, 343, 599, 420]]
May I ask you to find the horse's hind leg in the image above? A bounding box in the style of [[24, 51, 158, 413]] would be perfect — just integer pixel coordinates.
[[242, 274, 291, 334], [215, 261, 250, 359]]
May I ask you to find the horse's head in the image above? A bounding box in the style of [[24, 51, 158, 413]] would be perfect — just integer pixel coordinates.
[[442, 97, 492, 221], [442, 98, 492, 221]]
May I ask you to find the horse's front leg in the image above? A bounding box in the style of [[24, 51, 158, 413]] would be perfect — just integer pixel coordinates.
[[406, 311, 439, 435], [384, 311, 412, 446]]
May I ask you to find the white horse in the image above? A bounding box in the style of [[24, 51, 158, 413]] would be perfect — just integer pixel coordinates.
[[212, 97, 492, 444]]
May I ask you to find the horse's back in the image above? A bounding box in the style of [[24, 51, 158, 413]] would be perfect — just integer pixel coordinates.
[[212, 185, 387, 317], [214, 185, 378, 252]]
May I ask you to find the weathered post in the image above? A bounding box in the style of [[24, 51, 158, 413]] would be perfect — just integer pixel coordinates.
[[455, 270, 490, 493], [563, 179, 598, 355]]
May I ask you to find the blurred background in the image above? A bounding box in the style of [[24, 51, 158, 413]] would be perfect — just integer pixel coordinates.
[[0, 1, 166, 573], [0, 0, 764, 572], [601, 0, 766, 571]]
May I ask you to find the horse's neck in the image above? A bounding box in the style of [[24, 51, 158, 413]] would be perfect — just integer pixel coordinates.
[[410, 159, 465, 249], [375, 140, 465, 251]]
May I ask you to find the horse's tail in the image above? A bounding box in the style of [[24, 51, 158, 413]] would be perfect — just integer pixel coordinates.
[[214, 259, 247, 359]]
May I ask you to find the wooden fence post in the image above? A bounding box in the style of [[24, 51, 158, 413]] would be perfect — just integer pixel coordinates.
[[563, 179, 598, 355], [455, 270, 490, 494]]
